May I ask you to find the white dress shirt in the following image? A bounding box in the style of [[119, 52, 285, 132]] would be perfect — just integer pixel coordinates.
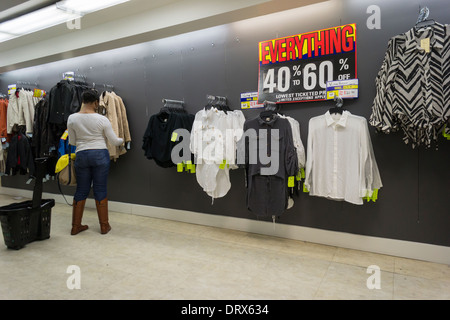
[[305, 111, 382, 205], [190, 107, 246, 200]]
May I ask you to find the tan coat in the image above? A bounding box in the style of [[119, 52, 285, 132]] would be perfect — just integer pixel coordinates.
[[98, 91, 131, 161]]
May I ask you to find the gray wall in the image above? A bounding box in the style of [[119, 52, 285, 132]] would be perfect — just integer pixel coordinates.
[[1, 0, 449, 247]]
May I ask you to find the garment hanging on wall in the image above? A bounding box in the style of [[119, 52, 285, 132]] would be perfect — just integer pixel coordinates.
[[45, 79, 91, 159], [98, 91, 132, 161], [4, 131, 35, 177], [0, 97, 8, 140], [0, 97, 8, 173], [6, 89, 41, 135], [304, 110, 382, 205], [32, 96, 53, 158], [47, 80, 90, 125], [370, 22, 450, 148], [277, 114, 306, 181], [190, 106, 245, 200], [237, 111, 298, 218], [142, 101, 194, 168]]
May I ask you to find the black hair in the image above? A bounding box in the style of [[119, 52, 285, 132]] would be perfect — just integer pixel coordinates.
[[81, 89, 100, 104]]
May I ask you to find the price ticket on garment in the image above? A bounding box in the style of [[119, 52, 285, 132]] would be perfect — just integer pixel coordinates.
[[326, 79, 359, 100], [258, 24, 357, 103]]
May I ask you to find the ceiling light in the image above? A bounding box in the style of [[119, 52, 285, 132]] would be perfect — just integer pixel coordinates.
[[0, 0, 130, 43], [56, 0, 131, 15], [0, 32, 16, 42], [0, 5, 81, 37]]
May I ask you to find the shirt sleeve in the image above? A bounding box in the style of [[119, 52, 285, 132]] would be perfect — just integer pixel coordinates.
[[102, 117, 124, 146], [283, 119, 299, 178], [360, 118, 382, 198], [304, 119, 315, 192], [67, 118, 77, 146], [369, 35, 402, 133], [189, 111, 203, 156]]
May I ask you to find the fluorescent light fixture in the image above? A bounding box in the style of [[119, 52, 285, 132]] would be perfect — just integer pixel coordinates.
[[57, 0, 131, 15], [0, 32, 16, 42], [0, 0, 130, 43], [0, 5, 81, 37]]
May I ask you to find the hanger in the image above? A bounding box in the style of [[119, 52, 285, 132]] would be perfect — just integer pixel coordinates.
[[159, 99, 186, 119], [328, 96, 344, 115], [205, 95, 230, 113], [415, 6, 436, 29], [259, 100, 279, 121]]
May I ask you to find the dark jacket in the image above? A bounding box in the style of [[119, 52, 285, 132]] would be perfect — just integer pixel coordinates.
[[5, 133, 35, 177]]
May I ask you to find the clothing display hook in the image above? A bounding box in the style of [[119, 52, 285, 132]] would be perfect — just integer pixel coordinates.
[[93, 83, 114, 90], [162, 98, 184, 106], [16, 80, 38, 87], [416, 6, 430, 24], [263, 100, 278, 112], [328, 96, 344, 115], [334, 96, 344, 108], [415, 6, 435, 29]]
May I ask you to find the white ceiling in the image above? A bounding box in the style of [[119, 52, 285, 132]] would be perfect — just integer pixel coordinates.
[[0, 0, 326, 73]]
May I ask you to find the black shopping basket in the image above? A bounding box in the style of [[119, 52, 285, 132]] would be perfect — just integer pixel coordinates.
[[0, 158, 55, 250]]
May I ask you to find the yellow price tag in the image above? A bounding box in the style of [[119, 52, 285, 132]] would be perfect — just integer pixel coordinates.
[[421, 38, 430, 53], [177, 163, 184, 173], [219, 160, 227, 170], [288, 176, 295, 188], [171, 132, 178, 142]]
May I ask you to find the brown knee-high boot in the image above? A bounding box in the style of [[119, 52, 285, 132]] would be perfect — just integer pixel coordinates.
[[95, 198, 111, 234], [71, 199, 89, 235]]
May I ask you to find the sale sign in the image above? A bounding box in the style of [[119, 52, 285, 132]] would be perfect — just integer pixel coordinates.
[[258, 24, 357, 103]]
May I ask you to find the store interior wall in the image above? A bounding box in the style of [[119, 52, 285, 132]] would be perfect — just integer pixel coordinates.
[[1, 0, 449, 247]]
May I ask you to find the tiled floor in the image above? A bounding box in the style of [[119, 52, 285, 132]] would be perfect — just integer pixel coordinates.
[[0, 193, 449, 300]]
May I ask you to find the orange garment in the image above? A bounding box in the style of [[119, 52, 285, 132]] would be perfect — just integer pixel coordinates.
[[0, 99, 8, 139]]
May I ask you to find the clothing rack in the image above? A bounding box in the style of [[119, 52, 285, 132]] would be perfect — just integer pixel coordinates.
[[16, 81, 38, 87], [162, 98, 184, 106], [63, 72, 87, 82], [207, 95, 227, 106], [93, 83, 114, 91], [205, 95, 231, 113], [160, 98, 186, 113]]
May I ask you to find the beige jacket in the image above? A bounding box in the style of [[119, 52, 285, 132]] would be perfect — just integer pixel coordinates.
[[98, 91, 131, 160]]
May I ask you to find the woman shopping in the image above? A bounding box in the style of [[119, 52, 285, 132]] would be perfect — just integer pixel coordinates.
[[67, 89, 124, 235]]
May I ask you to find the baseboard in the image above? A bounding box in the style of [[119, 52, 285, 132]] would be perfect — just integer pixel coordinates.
[[1, 186, 449, 265]]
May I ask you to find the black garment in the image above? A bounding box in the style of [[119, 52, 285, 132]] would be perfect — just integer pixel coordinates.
[[142, 111, 194, 168], [5, 133, 35, 177], [31, 96, 61, 176], [48, 80, 90, 125], [239, 114, 298, 218]]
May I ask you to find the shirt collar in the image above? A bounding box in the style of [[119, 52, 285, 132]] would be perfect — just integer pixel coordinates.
[[405, 22, 446, 51], [258, 114, 278, 126], [325, 110, 350, 128]]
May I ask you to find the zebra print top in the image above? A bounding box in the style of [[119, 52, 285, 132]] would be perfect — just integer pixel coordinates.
[[370, 22, 450, 149]]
